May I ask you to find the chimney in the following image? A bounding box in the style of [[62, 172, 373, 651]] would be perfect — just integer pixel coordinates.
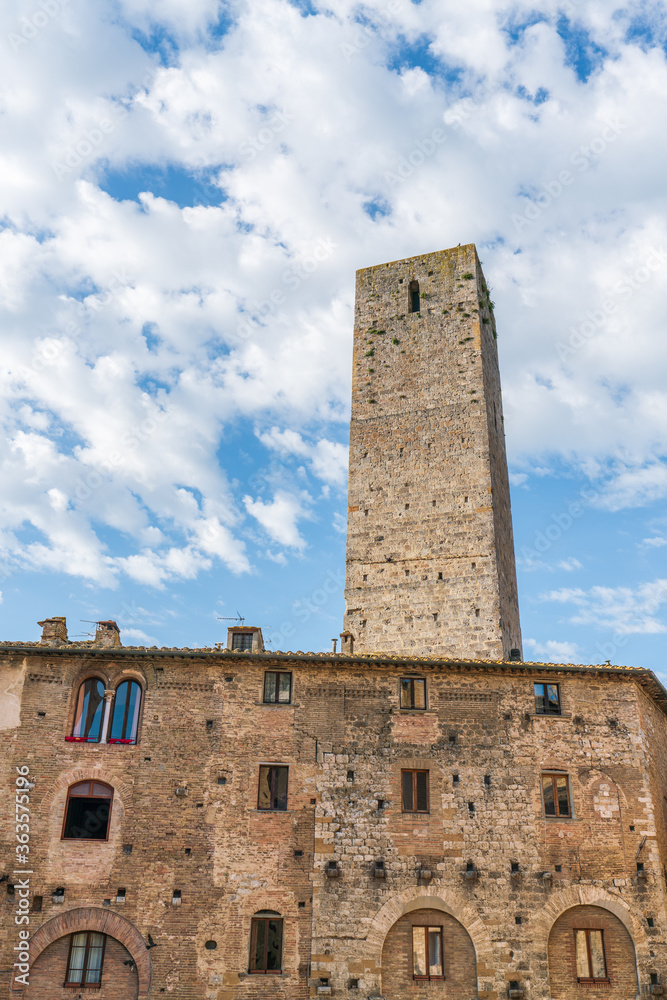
[[37, 617, 68, 644], [339, 631, 354, 655], [93, 620, 122, 648]]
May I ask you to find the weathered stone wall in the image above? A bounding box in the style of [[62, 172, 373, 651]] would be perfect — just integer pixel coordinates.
[[2, 645, 666, 999], [344, 244, 522, 659]]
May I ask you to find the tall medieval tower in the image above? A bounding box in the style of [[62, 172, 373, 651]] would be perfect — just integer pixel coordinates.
[[344, 244, 522, 660]]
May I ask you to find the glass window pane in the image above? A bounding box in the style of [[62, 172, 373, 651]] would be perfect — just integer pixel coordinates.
[[542, 776, 555, 815], [589, 931, 606, 978], [400, 679, 411, 708], [73, 680, 104, 740], [575, 930, 590, 979], [258, 767, 271, 810], [253, 919, 266, 970], [266, 920, 282, 971], [402, 771, 413, 811], [85, 935, 104, 983], [412, 928, 426, 977], [110, 683, 128, 739], [70, 782, 91, 796], [278, 673, 291, 703], [413, 679, 426, 709], [547, 684, 560, 711], [428, 929, 443, 976], [264, 673, 277, 703], [534, 683, 545, 712], [416, 772, 428, 812], [126, 683, 141, 740], [92, 783, 111, 797], [556, 777, 570, 816], [274, 767, 288, 810], [68, 934, 87, 978], [65, 797, 110, 839]]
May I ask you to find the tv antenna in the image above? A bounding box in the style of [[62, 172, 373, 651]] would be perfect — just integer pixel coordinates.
[[217, 613, 245, 626]]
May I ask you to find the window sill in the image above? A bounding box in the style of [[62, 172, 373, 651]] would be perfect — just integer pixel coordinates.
[[401, 811, 431, 818], [251, 809, 293, 814], [542, 815, 579, 822], [391, 708, 437, 715], [527, 712, 571, 719], [254, 701, 299, 708]]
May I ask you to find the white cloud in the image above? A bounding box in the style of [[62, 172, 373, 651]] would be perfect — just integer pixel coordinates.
[[2, 0, 667, 599], [524, 638, 580, 664], [643, 536, 667, 547], [542, 580, 667, 635], [557, 557, 582, 571], [243, 490, 312, 550]]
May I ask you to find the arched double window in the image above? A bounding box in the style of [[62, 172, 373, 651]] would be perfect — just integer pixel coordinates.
[[109, 680, 142, 744], [70, 678, 105, 742], [68, 678, 143, 745]]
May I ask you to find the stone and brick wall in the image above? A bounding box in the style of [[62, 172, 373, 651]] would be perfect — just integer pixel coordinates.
[[344, 244, 521, 660], [2, 642, 667, 998]]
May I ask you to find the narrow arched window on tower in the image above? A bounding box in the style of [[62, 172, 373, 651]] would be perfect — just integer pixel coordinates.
[[408, 279, 420, 314]]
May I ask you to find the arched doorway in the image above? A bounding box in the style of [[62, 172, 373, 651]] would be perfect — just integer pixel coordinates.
[[381, 907, 477, 998], [548, 904, 639, 998]]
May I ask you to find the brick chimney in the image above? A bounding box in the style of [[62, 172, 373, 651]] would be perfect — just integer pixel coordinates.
[[93, 620, 122, 648], [37, 617, 68, 644]]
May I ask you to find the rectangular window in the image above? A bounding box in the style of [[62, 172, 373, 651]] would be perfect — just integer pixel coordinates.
[[258, 766, 289, 811], [231, 632, 253, 651], [534, 682, 561, 714], [400, 677, 426, 709], [402, 770, 429, 813], [412, 926, 444, 980], [542, 773, 571, 817], [263, 672, 292, 704], [66, 932, 106, 985], [250, 916, 283, 973], [574, 929, 608, 982]]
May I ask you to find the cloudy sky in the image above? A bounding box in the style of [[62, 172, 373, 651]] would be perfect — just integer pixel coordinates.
[[1, 0, 667, 673]]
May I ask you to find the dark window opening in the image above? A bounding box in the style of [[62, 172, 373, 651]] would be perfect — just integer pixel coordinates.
[[232, 632, 253, 651], [347, 770, 355, 781], [65, 931, 106, 986], [574, 928, 608, 983], [250, 913, 283, 974], [263, 671, 292, 704], [400, 676, 426, 709], [258, 765, 289, 811], [408, 280, 420, 314], [402, 769, 429, 813], [205, 940, 217, 950], [534, 682, 561, 715], [412, 925, 444, 980], [542, 773, 571, 818], [511, 862, 520, 872], [32, 895, 43, 912], [206, 719, 214, 730], [62, 781, 112, 840], [70, 677, 105, 742], [515, 916, 522, 925], [648, 917, 655, 927], [109, 680, 142, 744], [484, 775, 491, 786]]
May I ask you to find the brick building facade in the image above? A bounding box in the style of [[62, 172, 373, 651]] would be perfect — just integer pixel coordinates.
[[1, 246, 666, 999]]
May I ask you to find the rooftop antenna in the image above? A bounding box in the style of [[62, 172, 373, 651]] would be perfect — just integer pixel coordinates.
[[217, 613, 245, 626]]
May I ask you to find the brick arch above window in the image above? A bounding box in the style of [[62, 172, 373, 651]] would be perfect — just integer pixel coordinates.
[[365, 886, 494, 971], [535, 886, 648, 959], [11, 907, 152, 996]]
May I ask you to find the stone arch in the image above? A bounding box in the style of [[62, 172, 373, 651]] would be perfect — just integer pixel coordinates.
[[534, 885, 646, 952], [11, 907, 152, 996], [366, 885, 494, 971]]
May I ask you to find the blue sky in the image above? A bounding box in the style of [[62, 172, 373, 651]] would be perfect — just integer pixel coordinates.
[[1, 0, 667, 676]]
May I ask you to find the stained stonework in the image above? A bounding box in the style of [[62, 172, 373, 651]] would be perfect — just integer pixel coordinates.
[[2, 640, 667, 998], [344, 244, 522, 659]]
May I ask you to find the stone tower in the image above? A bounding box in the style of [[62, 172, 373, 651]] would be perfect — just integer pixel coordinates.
[[344, 244, 522, 660]]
